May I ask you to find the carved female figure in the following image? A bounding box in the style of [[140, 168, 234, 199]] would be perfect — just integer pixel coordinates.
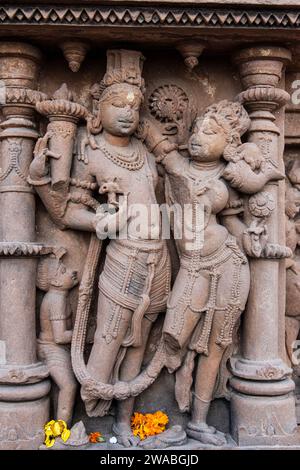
[[29, 50, 170, 447], [284, 165, 300, 367], [141, 100, 283, 446]]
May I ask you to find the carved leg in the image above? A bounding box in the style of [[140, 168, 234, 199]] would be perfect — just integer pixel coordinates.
[[285, 316, 300, 367], [187, 310, 233, 446], [85, 292, 132, 416], [162, 267, 209, 371], [285, 316, 300, 424], [114, 316, 153, 447], [49, 363, 77, 427]]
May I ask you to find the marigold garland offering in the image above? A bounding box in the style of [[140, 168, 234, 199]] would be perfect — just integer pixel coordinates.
[[131, 411, 169, 440], [44, 419, 71, 448]]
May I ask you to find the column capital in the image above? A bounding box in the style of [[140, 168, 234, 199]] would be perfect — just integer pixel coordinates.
[[232, 45, 292, 129], [0, 42, 42, 88], [232, 45, 292, 89], [0, 42, 46, 120]]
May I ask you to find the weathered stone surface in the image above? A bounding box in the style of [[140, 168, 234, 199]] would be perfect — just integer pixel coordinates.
[[0, 0, 300, 451]]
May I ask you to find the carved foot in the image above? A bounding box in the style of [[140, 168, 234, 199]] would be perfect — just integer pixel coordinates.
[[138, 425, 187, 449], [112, 422, 140, 448], [186, 422, 227, 446]]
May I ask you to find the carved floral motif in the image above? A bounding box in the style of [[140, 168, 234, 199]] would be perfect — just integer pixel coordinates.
[[149, 85, 189, 123], [248, 192, 275, 218], [256, 365, 285, 380]]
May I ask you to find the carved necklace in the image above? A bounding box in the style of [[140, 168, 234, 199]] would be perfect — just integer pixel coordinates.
[[98, 137, 144, 171]]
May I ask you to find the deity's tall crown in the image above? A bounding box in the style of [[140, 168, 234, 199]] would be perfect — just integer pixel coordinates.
[[101, 49, 145, 91]]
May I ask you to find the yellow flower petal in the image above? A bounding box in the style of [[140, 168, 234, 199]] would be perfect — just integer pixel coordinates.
[[45, 435, 55, 448], [45, 420, 55, 426], [57, 420, 67, 430], [52, 421, 62, 437], [61, 428, 71, 442], [44, 420, 55, 432]]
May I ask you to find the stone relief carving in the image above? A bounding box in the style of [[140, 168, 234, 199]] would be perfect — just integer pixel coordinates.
[[0, 38, 297, 450], [26, 45, 294, 448]]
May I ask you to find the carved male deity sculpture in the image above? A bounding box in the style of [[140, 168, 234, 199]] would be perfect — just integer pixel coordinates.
[[29, 50, 170, 447], [36, 255, 78, 426], [138, 100, 285, 446]]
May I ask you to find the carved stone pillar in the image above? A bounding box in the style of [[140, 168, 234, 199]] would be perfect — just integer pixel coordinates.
[[230, 46, 298, 445], [0, 43, 50, 449]]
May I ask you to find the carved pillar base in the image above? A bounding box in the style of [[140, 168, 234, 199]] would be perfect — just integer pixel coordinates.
[[231, 378, 297, 445], [0, 383, 50, 449]]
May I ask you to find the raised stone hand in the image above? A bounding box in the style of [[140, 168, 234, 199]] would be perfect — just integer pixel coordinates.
[[94, 198, 130, 240], [29, 131, 61, 181], [243, 219, 292, 259], [242, 219, 269, 258], [136, 117, 178, 161]]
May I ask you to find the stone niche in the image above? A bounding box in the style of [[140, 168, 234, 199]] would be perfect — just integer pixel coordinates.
[[0, 0, 300, 451]]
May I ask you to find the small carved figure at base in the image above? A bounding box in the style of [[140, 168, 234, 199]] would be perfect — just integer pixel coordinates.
[[36, 255, 79, 427], [138, 425, 187, 450]]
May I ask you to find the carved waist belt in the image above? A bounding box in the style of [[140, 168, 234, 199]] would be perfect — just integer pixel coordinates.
[[99, 239, 171, 346], [37, 340, 71, 368], [112, 238, 165, 252], [168, 235, 247, 356], [180, 235, 247, 271]]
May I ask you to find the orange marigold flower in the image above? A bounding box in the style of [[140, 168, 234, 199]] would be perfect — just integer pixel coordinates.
[[131, 411, 169, 440], [89, 431, 105, 443]]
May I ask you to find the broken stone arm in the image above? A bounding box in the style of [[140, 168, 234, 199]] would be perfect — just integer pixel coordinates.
[[28, 179, 97, 232], [220, 212, 247, 250], [51, 319, 73, 345]]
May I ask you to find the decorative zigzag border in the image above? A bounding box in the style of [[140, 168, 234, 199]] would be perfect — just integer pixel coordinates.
[[0, 5, 300, 28]]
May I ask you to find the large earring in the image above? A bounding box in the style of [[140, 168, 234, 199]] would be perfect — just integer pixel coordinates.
[[223, 133, 241, 162], [223, 143, 238, 162], [78, 111, 101, 163], [88, 107, 102, 135]]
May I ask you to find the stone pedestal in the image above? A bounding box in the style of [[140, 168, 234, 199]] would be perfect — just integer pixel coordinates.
[[230, 46, 298, 446], [0, 43, 50, 449]]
